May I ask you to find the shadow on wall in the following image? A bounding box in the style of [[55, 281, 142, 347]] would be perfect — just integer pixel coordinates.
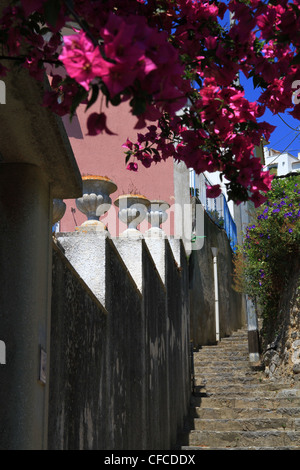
[[189, 204, 246, 348], [49, 234, 191, 450]]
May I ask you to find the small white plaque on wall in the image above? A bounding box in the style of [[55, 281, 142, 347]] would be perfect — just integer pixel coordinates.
[[39, 348, 47, 384], [0, 340, 6, 364]]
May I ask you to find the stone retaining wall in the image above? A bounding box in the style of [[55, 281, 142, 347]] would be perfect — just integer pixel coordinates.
[[49, 235, 190, 450], [189, 205, 246, 347]]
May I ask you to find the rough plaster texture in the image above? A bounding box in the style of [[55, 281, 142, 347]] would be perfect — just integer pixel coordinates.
[[104, 238, 144, 449], [142, 241, 168, 449], [173, 161, 192, 255], [144, 238, 167, 284], [112, 237, 143, 291], [0, 164, 52, 450], [57, 231, 108, 306], [0, 63, 82, 450], [0, 61, 82, 450], [189, 205, 246, 347], [48, 234, 191, 450], [0, 66, 82, 199], [49, 243, 108, 449], [114, 236, 183, 290], [165, 239, 190, 447], [168, 237, 182, 267]]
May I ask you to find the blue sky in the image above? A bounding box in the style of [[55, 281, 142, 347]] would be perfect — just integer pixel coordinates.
[[220, 4, 300, 159], [240, 73, 300, 158]]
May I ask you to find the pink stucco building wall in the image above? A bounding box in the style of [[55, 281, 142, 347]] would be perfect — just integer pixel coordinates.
[[59, 99, 175, 236]]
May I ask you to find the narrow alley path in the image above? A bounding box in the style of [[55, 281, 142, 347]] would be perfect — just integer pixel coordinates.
[[177, 328, 300, 450]]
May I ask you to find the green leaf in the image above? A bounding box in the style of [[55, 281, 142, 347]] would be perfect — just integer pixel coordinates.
[[85, 84, 99, 112]]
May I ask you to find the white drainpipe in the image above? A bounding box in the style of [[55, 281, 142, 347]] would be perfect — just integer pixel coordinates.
[[211, 247, 220, 342]]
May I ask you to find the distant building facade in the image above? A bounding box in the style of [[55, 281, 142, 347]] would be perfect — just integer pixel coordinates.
[[263, 147, 300, 177]]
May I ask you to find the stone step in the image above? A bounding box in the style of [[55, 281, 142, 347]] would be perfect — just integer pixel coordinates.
[[198, 390, 295, 399], [179, 327, 300, 450], [204, 347, 248, 353], [200, 345, 248, 351], [196, 384, 299, 395], [194, 357, 250, 364], [194, 372, 268, 382], [219, 338, 248, 344], [222, 330, 248, 337], [220, 337, 248, 343], [199, 396, 300, 409], [195, 377, 263, 385], [193, 366, 257, 375], [195, 349, 249, 356], [193, 417, 300, 431], [195, 361, 255, 367], [194, 357, 252, 370], [195, 352, 249, 358], [194, 366, 251, 374], [195, 378, 268, 387], [196, 374, 294, 383], [195, 357, 250, 363], [187, 430, 300, 448], [181, 445, 300, 450], [217, 340, 248, 346], [196, 407, 300, 420]]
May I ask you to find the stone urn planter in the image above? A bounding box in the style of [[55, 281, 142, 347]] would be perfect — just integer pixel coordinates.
[[145, 200, 170, 238], [114, 194, 150, 237], [52, 198, 66, 225], [76, 175, 117, 231]]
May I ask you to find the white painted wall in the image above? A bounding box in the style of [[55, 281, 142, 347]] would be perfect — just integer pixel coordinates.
[[263, 148, 300, 176]]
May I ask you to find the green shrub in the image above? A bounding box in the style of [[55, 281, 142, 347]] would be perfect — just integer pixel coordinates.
[[234, 174, 300, 343]]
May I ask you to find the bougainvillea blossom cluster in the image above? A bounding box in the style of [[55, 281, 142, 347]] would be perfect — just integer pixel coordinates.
[[1, 0, 300, 205]]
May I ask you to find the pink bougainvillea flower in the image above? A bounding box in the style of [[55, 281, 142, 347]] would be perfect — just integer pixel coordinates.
[[99, 60, 139, 97], [250, 191, 268, 208], [86, 112, 116, 136], [206, 184, 222, 198], [59, 31, 107, 91], [126, 162, 138, 171], [237, 167, 254, 188], [122, 138, 133, 150], [20, 0, 45, 17], [251, 171, 274, 193], [137, 152, 153, 168], [257, 122, 276, 142], [43, 77, 80, 116], [205, 36, 218, 50], [100, 12, 124, 43], [103, 19, 143, 66]]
